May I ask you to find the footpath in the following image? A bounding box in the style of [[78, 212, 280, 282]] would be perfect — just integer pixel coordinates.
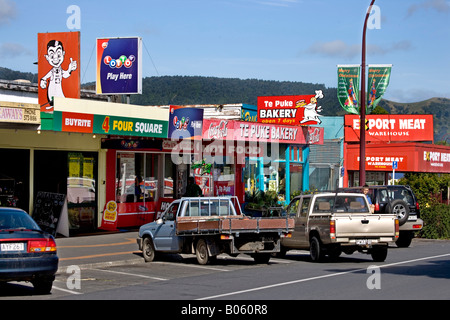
[[55, 230, 143, 274]]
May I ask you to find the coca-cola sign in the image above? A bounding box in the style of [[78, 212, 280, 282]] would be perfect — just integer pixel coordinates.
[[207, 120, 228, 140]]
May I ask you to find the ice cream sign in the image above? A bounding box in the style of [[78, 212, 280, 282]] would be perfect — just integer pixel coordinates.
[[257, 90, 324, 125]]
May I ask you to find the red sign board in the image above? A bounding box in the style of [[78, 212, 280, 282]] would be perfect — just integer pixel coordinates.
[[257, 94, 323, 126], [202, 119, 324, 145], [346, 143, 450, 173], [61, 112, 94, 133], [38, 32, 80, 112], [345, 114, 434, 142]]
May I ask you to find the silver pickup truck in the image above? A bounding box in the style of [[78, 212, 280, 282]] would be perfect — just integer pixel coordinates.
[[280, 192, 399, 262]]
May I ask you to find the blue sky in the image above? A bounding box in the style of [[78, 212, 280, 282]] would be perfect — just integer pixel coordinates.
[[0, 0, 449, 103]]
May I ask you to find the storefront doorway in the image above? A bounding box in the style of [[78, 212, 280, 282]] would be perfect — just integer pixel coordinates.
[[0, 148, 30, 212], [34, 150, 98, 233]]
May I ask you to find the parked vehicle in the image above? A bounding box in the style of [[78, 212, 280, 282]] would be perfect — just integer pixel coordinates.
[[279, 192, 399, 262], [342, 185, 423, 247], [0, 208, 59, 293], [137, 196, 294, 265]]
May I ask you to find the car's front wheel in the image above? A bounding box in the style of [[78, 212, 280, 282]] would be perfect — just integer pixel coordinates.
[[142, 237, 156, 262]]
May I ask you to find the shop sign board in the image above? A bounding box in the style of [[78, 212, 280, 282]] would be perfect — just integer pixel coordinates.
[[420, 148, 450, 173], [168, 106, 204, 140], [344, 114, 434, 142], [96, 37, 142, 95], [53, 111, 168, 138], [346, 143, 450, 173], [202, 119, 323, 145], [38, 32, 80, 112], [257, 90, 324, 125], [0, 102, 40, 124]]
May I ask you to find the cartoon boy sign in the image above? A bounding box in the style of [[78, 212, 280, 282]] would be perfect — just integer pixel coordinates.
[[38, 32, 80, 112]]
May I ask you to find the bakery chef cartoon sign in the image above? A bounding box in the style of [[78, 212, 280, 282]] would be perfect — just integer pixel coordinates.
[[38, 32, 80, 112], [257, 90, 324, 126]]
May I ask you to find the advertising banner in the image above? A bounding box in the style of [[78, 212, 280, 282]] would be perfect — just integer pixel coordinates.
[[257, 90, 323, 125], [96, 37, 142, 95], [168, 106, 204, 140], [202, 119, 324, 145], [38, 32, 80, 112], [367, 64, 392, 114], [53, 110, 168, 138], [337, 65, 360, 115], [344, 114, 434, 142]]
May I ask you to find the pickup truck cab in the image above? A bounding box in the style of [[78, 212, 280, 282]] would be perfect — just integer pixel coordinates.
[[280, 192, 399, 262], [137, 196, 293, 265]]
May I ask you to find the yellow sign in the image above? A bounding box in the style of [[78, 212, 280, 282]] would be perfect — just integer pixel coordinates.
[[103, 200, 118, 222]]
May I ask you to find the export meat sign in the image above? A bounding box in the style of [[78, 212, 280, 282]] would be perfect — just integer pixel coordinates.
[[202, 119, 323, 145], [345, 114, 434, 142]]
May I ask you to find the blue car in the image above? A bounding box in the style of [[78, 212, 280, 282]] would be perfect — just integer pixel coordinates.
[[0, 207, 59, 294]]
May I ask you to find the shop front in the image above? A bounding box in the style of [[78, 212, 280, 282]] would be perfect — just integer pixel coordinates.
[[201, 118, 324, 205], [343, 114, 449, 186], [45, 97, 169, 231]]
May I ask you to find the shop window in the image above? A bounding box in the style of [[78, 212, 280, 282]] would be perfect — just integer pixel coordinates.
[[116, 152, 160, 203], [213, 158, 234, 196], [164, 154, 174, 197], [67, 152, 97, 231]]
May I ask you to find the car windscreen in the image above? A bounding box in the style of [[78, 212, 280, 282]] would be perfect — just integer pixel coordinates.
[[0, 210, 41, 230], [313, 195, 370, 213]]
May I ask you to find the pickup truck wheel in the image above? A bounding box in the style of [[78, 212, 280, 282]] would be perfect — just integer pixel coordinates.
[[142, 237, 156, 262], [389, 200, 410, 226], [196, 239, 210, 265], [396, 231, 413, 248], [371, 246, 388, 262], [310, 236, 324, 262], [253, 253, 271, 264]]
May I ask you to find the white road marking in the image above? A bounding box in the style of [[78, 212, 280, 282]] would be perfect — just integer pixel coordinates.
[[91, 268, 168, 281], [197, 252, 450, 300], [51, 285, 83, 295]]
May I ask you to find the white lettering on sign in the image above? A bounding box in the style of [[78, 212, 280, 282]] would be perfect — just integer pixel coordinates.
[[135, 122, 163, 134], [65, 118, 92, 127], [399, 119, 426, 130]]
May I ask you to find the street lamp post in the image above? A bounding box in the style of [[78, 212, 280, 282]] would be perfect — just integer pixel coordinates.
[[359, 0, 376, 186]]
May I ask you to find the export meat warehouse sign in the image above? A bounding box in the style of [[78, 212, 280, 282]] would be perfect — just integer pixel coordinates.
[[346, 143, 450, 173], [344, 114, 434, 142], [44, 97, 169, 138], [202, 119, 324, 145]]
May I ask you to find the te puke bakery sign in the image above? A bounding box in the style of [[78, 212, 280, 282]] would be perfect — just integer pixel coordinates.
[[203, 119, 324, 145], [345, 114, 434, 142]]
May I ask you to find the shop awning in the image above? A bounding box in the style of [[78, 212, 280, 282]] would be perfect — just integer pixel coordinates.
[[41, 97, 169, 138], [346, 142, 450, 173]]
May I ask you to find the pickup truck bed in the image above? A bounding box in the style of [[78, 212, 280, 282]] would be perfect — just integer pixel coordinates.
[[176, 215, 294, 235]]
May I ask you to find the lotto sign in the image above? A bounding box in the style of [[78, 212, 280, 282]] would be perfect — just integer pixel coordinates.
[[96, 37, 142, 94]]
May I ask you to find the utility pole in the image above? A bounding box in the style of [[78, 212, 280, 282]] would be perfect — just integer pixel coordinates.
[[359, 0, 376, 186]]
